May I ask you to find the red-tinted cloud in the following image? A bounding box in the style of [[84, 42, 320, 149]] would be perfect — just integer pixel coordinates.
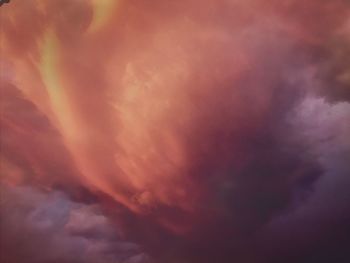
[[1, 1, 350, 262]]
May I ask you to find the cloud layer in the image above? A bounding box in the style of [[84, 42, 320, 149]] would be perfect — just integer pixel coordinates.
[[0, 184, 152, 263], [1, 1, 350, 262]]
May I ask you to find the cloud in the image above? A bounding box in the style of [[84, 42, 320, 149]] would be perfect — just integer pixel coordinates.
[[1, 1, 350, 263], [0, 184, 152, 263], [255, 98, 350, 263]]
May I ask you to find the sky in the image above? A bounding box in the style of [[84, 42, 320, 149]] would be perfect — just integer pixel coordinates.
[[0, 1, 350, 262]]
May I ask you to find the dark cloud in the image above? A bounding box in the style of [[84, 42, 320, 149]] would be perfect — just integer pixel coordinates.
[[257, 99, 350, 263], [0, 0, 10, 8], [0, 184, 152, 263]]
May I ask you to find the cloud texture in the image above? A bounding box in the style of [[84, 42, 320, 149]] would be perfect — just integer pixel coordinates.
[[1, 1, 349, 262]]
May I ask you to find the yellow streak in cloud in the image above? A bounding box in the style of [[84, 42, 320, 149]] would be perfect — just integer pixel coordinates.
[[89, 0, 120, 32], [40, 31, 79, 139], [39, 31, 135, 211]]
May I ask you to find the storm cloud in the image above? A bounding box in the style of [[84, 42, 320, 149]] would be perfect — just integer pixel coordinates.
[[1, 1, 350, 263]]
